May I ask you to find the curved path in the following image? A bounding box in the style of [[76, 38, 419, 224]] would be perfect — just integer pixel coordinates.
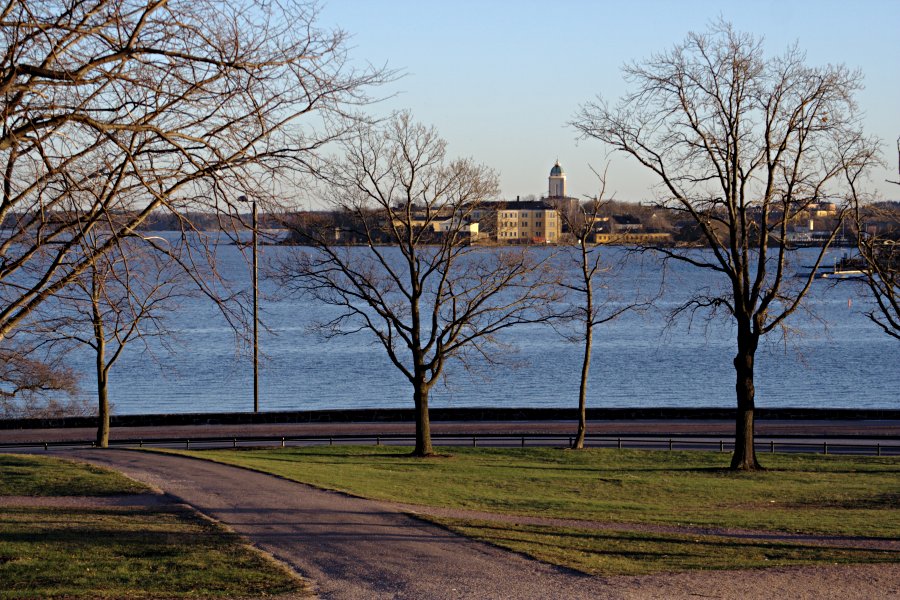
[[60, 449, 898, 600]]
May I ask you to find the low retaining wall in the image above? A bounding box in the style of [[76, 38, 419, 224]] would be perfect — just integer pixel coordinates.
[[2, 407, 899, 431]]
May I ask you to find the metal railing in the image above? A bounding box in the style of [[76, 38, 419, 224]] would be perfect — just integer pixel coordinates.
[[2, 433, 898, 456]]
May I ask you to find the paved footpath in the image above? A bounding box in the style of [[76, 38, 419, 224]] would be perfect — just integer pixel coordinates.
[[60, 449, 899, 600]]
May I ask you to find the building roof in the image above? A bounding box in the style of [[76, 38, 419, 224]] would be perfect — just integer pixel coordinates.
[[549, 161, 564, 177], [492, 199, 555, 211]]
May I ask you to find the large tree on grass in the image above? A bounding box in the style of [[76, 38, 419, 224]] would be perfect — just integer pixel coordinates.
[[573, 22, 879, 469], [276, 113, 557, 456]]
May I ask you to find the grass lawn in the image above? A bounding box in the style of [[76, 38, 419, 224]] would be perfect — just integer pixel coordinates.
[[0, 454, 147, 497], [437, 518, 896, 576], [172, 445, 900, 575], [0, 454, 305, 599]]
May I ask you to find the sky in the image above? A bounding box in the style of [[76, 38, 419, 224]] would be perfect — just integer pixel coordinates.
[[318, 0, 900, 203]]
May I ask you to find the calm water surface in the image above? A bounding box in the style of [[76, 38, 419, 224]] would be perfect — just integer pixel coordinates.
[[60, 238, 900, 414]]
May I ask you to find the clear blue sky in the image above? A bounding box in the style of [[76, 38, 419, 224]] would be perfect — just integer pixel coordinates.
[[319, 0, 900, 203]]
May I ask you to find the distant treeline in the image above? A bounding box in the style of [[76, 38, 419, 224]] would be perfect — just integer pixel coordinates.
[[3, 200, 897, 242]]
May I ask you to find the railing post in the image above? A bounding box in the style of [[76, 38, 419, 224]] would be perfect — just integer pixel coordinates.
[[186, 439, 190, 450], [720, 439, 724, 452], [823, 441, 828, 455], [376, 436, 380, 446], [44, 442, 48, 451], [877, 443, 881, 457], [770, 440, 775, 453], [473, 436, 477, 448], [233, 438, 237, 448], [281, 437, 285, 448], [329, 437, 333, 446], [521, 436, 525, 448], [139, 439, 143, 448], [668, 439, 673, 451]]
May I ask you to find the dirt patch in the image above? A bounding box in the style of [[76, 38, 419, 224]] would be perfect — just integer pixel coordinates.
[[0, 493, 173, 508], [385, 501, 900, 552]]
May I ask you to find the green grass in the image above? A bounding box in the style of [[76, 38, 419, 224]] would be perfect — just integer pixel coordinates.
[[0, 454, 148, 496], [176, 446, 900, 539], [437, 518, 898, 576], [0, 454, 306, 599], [165, 445, 900, 574], [0, 506, 304, 599]]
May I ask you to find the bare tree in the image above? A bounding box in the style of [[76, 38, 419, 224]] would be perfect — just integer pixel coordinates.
[[275, 113, 558, 456], [851, 145, 899, 339], [0, 339, 80, 417], [848, 137, 900, 339], [553, 170, 639, 449], [38, 232, 191, 447], [573, 22, 880, 470], [0, 0, 385, 347], [856, 210, 900, 339]]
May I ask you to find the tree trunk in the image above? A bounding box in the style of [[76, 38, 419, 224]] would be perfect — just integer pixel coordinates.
[[91, 271, 110, 449], [573, 315, 592, 449], [573, 239, 594, 450], [96, 367, 110, 448], [94, 328, 109, 448], [731, 331, 761, 470], [412, 377, 433, 456]]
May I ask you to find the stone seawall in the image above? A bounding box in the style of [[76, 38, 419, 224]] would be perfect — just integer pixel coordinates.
[[3, 407, 899, 431]]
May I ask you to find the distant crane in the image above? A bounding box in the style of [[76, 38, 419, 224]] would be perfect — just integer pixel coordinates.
[[890, 136, 900, 186]]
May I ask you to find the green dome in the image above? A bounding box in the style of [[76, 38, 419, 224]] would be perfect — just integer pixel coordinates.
[[550, 162, 564, 176]]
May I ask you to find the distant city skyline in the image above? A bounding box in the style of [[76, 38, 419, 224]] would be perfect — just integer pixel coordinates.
[[319, 0, 899, 204]]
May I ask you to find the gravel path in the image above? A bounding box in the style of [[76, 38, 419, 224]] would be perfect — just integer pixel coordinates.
[[47, 448, 898, 600]]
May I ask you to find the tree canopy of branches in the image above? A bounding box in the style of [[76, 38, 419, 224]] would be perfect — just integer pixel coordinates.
[[0, 339, 79, 417], [276, 113, 557, 456], [573, 22, 880, 470], [0, 0, 383, 349], [849, 137, 900, 339], [854, 200, 900, 339], [36, 232, 191, 446]]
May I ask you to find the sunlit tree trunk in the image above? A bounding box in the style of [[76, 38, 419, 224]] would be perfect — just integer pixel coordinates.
[[91, 272, 110, 449], [573, 241, 593, 450], [731, 325, 760, 470], [413, 376, 433, 456]]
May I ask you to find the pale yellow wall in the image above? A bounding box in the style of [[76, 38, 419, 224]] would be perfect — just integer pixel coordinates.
[[497, 208, 560, 242]]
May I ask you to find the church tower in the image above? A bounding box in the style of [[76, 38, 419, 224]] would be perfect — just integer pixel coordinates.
[[549, 161, 566, 197]]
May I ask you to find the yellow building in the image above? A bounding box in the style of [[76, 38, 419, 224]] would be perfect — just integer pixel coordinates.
[[496, 200, 560, 243]]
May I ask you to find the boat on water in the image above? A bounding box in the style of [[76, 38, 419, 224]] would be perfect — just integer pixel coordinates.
[[796, 253, 868, 280]]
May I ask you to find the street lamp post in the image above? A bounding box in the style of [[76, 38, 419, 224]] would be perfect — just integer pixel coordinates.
[[239, 196, 259, 413]]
